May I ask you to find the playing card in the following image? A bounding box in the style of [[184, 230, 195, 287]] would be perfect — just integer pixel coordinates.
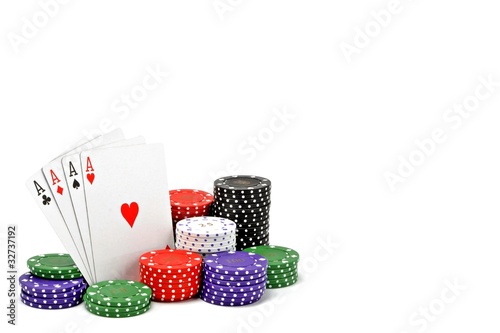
[[81, 143, 173, 281], [39, 129, 125, 283], [61, 136, 146, 283]]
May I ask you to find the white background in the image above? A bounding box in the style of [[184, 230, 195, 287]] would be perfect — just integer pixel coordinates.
[[1, 1, 500, 332]]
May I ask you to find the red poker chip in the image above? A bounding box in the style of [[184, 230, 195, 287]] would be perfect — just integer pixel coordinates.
[[140, 276, 201, 287], [146, 283, 200, 294], [171, 204, 212, 212], [149, 284, 199, 295], [139, 249, 203, 272], [151, 291, 198, 302], [170, 189, 214, 208], [139, 264, 202, 279]]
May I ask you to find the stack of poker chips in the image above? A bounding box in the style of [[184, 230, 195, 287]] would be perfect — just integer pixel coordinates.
[[139, 249, 203, 302], [170, 189, 214, 240], [200, 251, 268, 306], [244, 245, 299, 288], [212, 175, 271, 250], [18, 272, 86, 310], [84, 280, 152, 317], [19, 253, 87, 309], [175, 216, 237, 255]]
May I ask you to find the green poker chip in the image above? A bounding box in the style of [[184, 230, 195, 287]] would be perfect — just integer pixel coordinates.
[[266, 269, 298, 280], [266, 272, 298, 285], [84, 293, 150, 313], [267, 265, 296, 275], [27, 253, 83, 279], [266, 278, 297, 289], [85, 302, 151, 318], [29, 270, 83, 280], [243, 245, 300, 268], [27, 253, 81, 275], [85, 280, 152, 307]]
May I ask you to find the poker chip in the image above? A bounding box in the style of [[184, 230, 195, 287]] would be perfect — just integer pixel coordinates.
[[213, 205, 270, 214], [176, 217, 236, 237], [85, 302, 151, 318], [200, 295, 262, 307], [243, 245, 300, 288], [85, 280, 152, 307], [266, 273, 298, 285], [21, 297, 83, 309], [175, 243, 236, 254], [169, 189, 214, 240], [151, 290, 198, 302], [213, 176, 271, 250], [203, 280, 266, 293], [140, 249, 203, 272], [200, 289, 264, 303], [237, 236, 270, 250], [21, 290, 84, 304], [214, 175, 271, 192], [176, 235, 234, 245], [27, 253, 82, 279], [84, 294, 149, 313], [140, 265, 201, 280], [170, 189, 214, 208], [205, 276, 267, 287], [214, 195, 271, 205], [139, 249, 203, 302], [18, 272, 86, 294], [204, 252, 267, 275], [204, 271, 266, 281], [23, 283, 87, 299], [200, 251, 267, 306]]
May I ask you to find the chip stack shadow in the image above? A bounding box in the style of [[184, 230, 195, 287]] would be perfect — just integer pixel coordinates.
[[212, 175, 271, 250]]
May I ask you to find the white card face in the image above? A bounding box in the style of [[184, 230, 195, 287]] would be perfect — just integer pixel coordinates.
[[61, 136, 146, 283], [40, 129, 125, 283], [82, 144, 173, 281]]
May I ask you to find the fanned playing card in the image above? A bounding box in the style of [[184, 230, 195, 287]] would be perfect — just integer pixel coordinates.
[[81, 143, 173, 281]]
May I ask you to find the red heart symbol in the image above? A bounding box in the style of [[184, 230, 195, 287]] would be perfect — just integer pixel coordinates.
[[121, 202, 139, 228], [86, 173, 95, 184]]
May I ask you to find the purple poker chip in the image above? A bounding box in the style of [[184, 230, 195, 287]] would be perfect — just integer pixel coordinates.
[[200, 291, 263, 306], [203, 251, 267, 276], [203, 270, 266, 281], [200, 286, 264, 299], [202, 280, 266, 294], [19, 272, 85, 294], [22, 282, 87, 299], [204, 275, 267, 287], [20, 289, 84, 304], [20, 297, 83, 309]]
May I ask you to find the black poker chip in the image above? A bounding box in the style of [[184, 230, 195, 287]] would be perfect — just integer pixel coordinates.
[[236, 219, 270, 228], [213, 205, 271, 218], [214, 192, 271, 202], [214, 191, 271, 201], [214, 175, 271, 192], [236, 236, 270, 250], [214, 197, 271, 207], [236, 230, 269, 240], [217, 212, 270, 221], [236, 224, 269, 232], [218, 202, 270, 210]]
